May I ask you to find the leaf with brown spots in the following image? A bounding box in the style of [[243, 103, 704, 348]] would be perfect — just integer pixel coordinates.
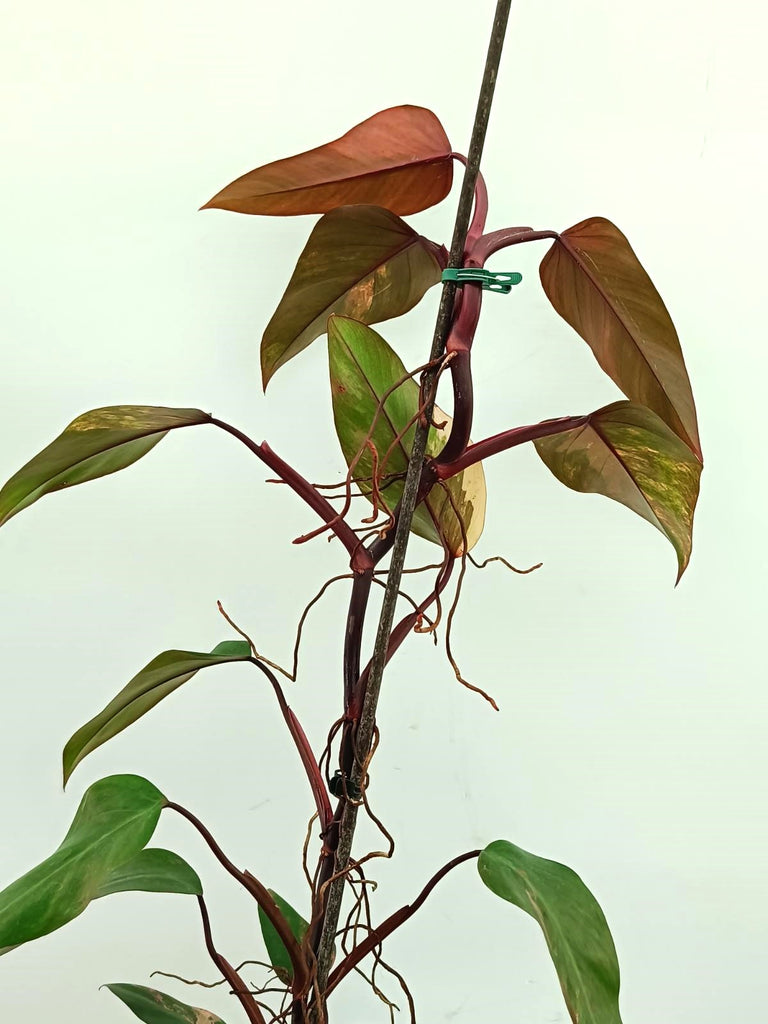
[[262, 206, 446, 388], [105, 983, 228, 1023]]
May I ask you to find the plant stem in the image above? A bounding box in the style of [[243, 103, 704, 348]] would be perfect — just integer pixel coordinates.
[[434, 414, 589, 478], [323, 850, 480, 1000], [167, 801, 310, 995], [310, 0, 514, 1010], [248, 658, 333, 830], [209, 418, 373, 572], [196, 895, 267, 1024], [469, 226, 558, 264]]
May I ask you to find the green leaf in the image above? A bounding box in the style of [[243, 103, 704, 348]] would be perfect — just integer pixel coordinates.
[[0, 775, 167, 954], [202, 104, 452, 217], [478, 840, 622, 1024], [262, 205, 445, 388], [105, 983, 228, 1024], [0, 406, 211, 528], [63, 641, 252, 785], [328, 316, 486, 556], [258, 889, 309, 985], [540, 218, 701, 459], [534, 401, 701, 580], [94, 848, 202, 898]]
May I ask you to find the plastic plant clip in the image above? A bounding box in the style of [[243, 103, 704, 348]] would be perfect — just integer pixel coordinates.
[[441, 268, 522, 293]]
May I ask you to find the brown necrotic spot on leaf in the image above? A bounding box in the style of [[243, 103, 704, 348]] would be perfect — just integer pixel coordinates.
[[262, 206, 445, 387]]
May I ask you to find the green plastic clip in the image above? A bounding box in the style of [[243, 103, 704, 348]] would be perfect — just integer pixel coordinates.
[[441, 268, 522, 293]]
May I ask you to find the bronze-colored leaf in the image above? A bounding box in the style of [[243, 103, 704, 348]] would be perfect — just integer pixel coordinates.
[[262, 206, 445, 388], [202, 105, 452, 217], [534, 401, 701, 580], [540, 218, 701, 459]]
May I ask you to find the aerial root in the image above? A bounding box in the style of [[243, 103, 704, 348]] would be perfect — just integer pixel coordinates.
[[468, 550, 542, 574], [439, 484, 500, 711]]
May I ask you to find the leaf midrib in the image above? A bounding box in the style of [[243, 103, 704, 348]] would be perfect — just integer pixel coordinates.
[[557, 235, 674, 420], [237, 157, 450, 202]]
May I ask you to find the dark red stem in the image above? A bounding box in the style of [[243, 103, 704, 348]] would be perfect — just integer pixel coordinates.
[[434, 415, 589, 479], [196, 895, 267, 1024], [167, 801, 310, 995], [248, 658, 332, 831], [434, 283, 483, 465], [210, 418, 373, 573], [469, 227, 558, 265], [324, 850, 481, 999], [452, 154, 489, 252]]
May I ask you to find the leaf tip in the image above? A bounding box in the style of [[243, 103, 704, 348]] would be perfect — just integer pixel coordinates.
[[674, 555, 689, 587]]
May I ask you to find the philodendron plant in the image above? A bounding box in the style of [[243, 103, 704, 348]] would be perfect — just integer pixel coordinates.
[[0, 13, 701, 1024]]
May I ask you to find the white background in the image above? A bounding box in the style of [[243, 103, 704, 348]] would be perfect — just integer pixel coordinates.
[[1, 1, 765, 1021]]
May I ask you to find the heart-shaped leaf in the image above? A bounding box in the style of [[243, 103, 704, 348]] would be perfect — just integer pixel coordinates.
[[258, 889, 309, 985], [478, 840, 623, 1024], [202, 104, 453, 217], [0, 406, 211, 528], [63, 641, 252, 784], [540, 218, 701, 459], [534, 400, 701, 580], [105, 984, 228, 1024], [94, 848, 202, 898], [262, 205, 446, 388], [0, 775, 168, 954], [328, 316, 485, 556]]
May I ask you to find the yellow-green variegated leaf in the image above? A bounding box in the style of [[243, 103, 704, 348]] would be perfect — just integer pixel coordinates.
[[535, 401, 701, 580], [328, 316, 485, 556], [0, 406, 211, 528]]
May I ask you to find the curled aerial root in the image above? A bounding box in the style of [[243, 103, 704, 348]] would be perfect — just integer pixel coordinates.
[[468, 551, 543, 574]]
